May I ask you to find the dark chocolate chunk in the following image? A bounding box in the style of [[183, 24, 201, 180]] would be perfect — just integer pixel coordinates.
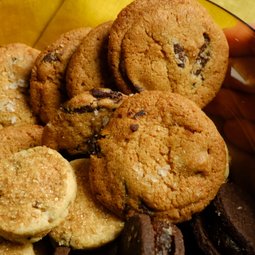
[[61, 104, 95, 114], [90, 88, 123, 103], [130, 124, 139, 132], [118, 214, 185, 255], [42, 52, 60, 62], [133, 110, 146, 119], [173, 44, 186, 68]]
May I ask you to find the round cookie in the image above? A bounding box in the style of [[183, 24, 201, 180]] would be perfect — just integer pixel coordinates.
[[30, 27, 91, 124], [0, 239, 35, 255], [108, 0, 229, 108], [42, 88, 126, 156], [50, 159, 124, 250], [0, 124, 43, 160], [108, 0, 156, 93], [66, 21, 115, 98], [0, 146, 77, 243], [89, 90, 229, 223], [0, 43, 40, 128]]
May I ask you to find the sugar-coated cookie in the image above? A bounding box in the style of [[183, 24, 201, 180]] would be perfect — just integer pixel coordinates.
[[42, 88, 126, 156], [50, 159, 124, 250], [30, 27, 91, 124], [0, 43, 40, 128], [0, 238, 35, 255], [108, 0, 229, 108], [66, 21, 115, 97], [0, 146, 77, 243], [0, 124, 43, 160], [89, 91, 229, 223]]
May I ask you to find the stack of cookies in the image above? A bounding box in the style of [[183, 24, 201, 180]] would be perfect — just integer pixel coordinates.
[[2, 0, 253, 254]]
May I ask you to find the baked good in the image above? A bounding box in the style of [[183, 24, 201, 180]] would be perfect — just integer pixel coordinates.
[[108, 0, 229, 107], [118, 214, 185, 255], [0, 146, 77, 243], [30, 27, 91, 124], [0, 124, 43, 160], [0, 43, 40, 128], [190, 182, 255, 254], [50, 158, 124, 250], [0, 238, 35, 255], [66, 21, 115, 97], [42, 88, 126, 156], [89, 90, 229, 222]]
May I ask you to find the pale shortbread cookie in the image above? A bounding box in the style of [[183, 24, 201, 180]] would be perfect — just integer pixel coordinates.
[[0, 238, 34, 255], [89, 91, 229, 223], [0, 146, 77, 243], [0, 43, 40, 128], [30, 27, 91, 124], [50, 159, 124, 250], [0, 124, 43, 160]]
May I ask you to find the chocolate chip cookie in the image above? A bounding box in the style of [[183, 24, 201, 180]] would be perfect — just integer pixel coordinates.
[[30, 27, 91, 123], [66, 21, 115, 98], [89, 90, 229, 223]]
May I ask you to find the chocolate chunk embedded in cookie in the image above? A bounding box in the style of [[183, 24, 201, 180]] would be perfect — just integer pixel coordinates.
[[89, 90, 229, 222], [108, 0, 229, 108], [42, 88, 126, 156], [30, 27, 91, 123]]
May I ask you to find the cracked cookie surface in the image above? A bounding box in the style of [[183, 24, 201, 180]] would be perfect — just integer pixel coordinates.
[[109, 0, 229, 107], [42, 88, 126, 157], [30, 27, 91, 124], [89, 91, 229, 223]]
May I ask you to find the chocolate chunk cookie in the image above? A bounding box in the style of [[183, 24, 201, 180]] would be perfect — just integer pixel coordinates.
[[30, 27, 91, 123], [66, 21, 115, 97], [42, 88, 126, 156], [89, 90, 229, 222], [108, 0, 229, 107], [0, 43, 40, 128]]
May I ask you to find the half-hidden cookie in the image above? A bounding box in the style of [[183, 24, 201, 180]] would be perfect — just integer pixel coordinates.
[[0, 146, 77, 243], [190, 182, 255, 255], [118, 214, 185, 255], [50, 158, 124, 250], [109, 0, 229, 108], [0, 238, 35, 255], [66, 21, 115, 98], [0, 124, 43, 160], [0, 43, 40, 128], [42, 88, 126, 156], [89, 90, 229, 223], [30, 27, 91, 124]]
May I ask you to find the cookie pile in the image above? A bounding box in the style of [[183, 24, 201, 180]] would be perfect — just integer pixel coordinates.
[[0, 0, 236, 254]]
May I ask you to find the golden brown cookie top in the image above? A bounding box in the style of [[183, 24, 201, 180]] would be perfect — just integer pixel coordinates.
[[50, 159, 124, 250], [89, 90, 229, 223], [30, 27, 91, 123], [0, 124, 43, 160], [120, 0, 228, 107], [0, 146, 77, 243], [66, 21, 115, 97], [42, 88, 126, 156]]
